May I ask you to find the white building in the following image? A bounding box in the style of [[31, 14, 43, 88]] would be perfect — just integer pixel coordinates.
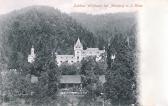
[[28, 38, 105, 65], [56, 38, 105, 66]]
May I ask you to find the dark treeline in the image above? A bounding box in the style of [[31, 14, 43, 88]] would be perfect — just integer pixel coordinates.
[[70, 12, 137, 49]]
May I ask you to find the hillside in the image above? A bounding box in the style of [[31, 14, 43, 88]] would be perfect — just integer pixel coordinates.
[[70, 12, 137, 49], [0, 6, 96, 69], [0, 6, 137, 69], [70, 12, 136, 34]]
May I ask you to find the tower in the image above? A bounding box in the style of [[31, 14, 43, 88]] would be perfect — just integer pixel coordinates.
[[31, 45, 35, 56], [74, 38, 83, 62], [28, 45, 36, 63]]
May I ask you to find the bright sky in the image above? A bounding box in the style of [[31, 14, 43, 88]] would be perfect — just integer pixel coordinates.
[[0, 0, 143, 15]]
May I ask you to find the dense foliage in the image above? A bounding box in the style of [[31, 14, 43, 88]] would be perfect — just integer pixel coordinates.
[[70, 12, 136, 49], [0, 6, 96, 71], [0, 6, 138, 106], [104, 30, 138, 105]]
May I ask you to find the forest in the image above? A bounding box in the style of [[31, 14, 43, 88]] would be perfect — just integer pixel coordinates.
[[0, 6, 138, 106]]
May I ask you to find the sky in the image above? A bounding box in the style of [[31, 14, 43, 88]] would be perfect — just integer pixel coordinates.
[[0, 0, 143, 15]]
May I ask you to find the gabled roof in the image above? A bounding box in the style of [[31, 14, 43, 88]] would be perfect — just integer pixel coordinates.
[[60, 75, 81, 84], [74, 38, 83, 48]]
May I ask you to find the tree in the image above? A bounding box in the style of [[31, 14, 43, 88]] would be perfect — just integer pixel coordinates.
[[59, 63, 78, 75], [94, 60, 107, 75], [80, 56, 106, 76], [31, 53, 61, 105], [2, 70, 31, 98], [105, 33, 138, 105], [79, 56, 105, 105]]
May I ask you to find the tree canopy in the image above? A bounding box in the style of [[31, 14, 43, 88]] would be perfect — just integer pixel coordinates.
[[0, 6, 138, 106], [105, 31, 138, 105]]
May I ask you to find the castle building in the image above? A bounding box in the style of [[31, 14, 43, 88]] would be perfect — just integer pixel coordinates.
[[28, 45, 36, 63], [56, 38, 105, 66], [28, 38, 105, 65]]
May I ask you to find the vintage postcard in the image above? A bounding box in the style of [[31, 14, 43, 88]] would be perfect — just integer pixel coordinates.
[[0, 0, 168, 106]]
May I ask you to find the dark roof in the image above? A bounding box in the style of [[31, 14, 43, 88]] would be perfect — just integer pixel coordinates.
[[30, 75, 105, 84], [60, 75, 81, 84], [74, 38, 83, 48], [60, 75, 106, 84]]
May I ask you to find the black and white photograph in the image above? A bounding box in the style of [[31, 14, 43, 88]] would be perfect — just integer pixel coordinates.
[[0, 0, 168, 106]]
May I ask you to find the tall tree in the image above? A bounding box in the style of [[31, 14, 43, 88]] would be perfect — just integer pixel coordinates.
[[31, 52, 61, 105], [105, 32, 138, 105]]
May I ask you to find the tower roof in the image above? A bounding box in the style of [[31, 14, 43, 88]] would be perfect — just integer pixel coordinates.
[[74, 38, 83, 48]]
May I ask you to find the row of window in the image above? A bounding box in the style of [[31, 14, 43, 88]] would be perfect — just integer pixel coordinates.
[[59, 60, 80, 64], [59, 56, 79, 59], [58, 52, 102, 59], [83, 52, 101, 54]]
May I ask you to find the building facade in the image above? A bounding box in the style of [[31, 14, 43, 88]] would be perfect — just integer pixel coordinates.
[[28, 38, 105, 65], [56, 38, 105, 66]]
